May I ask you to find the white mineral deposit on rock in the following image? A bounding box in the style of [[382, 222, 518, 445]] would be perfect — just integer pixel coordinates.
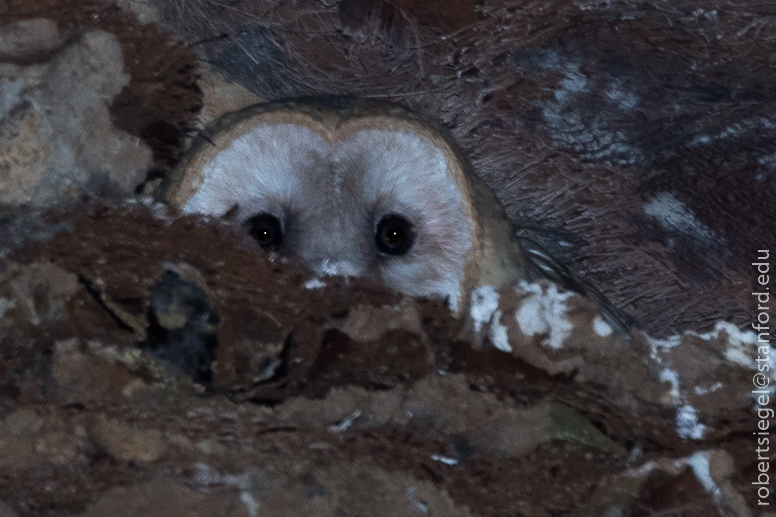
[[468, 285, 500, 333], [592, 315, 613, 337], [515, 281, 574, 349]]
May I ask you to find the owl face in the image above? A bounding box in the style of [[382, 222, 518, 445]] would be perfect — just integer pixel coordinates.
[[164, 99, 485, 310]]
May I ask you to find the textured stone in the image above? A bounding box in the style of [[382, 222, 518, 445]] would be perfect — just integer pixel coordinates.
[[0, 19, 62, 61], [0, 501, 19, 517], [0, 27, 152, 207], [81, 479, 251, 517], [88, 415, 167, 464]]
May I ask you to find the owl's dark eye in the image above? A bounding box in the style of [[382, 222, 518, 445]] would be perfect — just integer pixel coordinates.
[[245, 213, 283, 249], [375, 214, 414, 255]]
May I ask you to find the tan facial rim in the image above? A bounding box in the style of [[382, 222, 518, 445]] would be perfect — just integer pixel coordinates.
[[166, 110, 333, 209]]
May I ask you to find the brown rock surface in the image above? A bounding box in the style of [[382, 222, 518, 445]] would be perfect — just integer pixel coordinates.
[[0, 204, 764, 516]]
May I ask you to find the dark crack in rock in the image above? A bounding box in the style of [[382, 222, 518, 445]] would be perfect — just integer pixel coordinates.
[[146, 267, 219, 385]]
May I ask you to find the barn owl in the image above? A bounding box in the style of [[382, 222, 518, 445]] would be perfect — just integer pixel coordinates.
[[160, 97, 628, 328]]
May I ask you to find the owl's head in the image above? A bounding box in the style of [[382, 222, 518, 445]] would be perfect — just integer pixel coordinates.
[[161, 97, 530, 311]]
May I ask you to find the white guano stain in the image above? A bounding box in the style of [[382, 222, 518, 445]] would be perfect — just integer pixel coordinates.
[[659, 369, 681, 402], [686, 452, 721, 502], [430, 454, 459, 466], [592, 315, 613, 337], [676, 405, 707, 440], [488, 310, 512, 353], [694, 382, 723, 395], [469, 285, 499, 333], [328, 410, 361, 433], [515, 282, 573, 349], [239, 492, 260, 517], [468, 285, 512, 353], [661, 320, 773, 379], [648, 320, 768, 439], [405, 487, 429, 514], [192, 463, 259, 517], [303, 277, 326, 290]]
